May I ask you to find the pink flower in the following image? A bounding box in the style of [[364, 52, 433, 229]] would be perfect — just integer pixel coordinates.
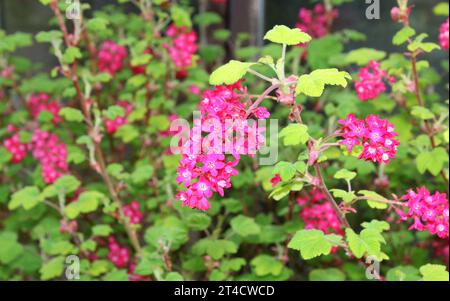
[[27, 93, 62, 125], [296, 4, 338, 40], [97, 41, 127, 76], [3, 134, 27, 163], [338, 114, 399, 164], [165, 25, 198, 78], [298, 189, 342, 235], [107, 236, 130, 268], [122, 201, 143, 225], [175, 83, 269, 211], [354, 61, 393, 101], [270, 174, 282, 188], [439, 18, 449, 51], [396, 187, 449, 239]]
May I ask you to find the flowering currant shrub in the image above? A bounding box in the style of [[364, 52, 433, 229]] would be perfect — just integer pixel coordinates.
[[0, 0, 448, 282]]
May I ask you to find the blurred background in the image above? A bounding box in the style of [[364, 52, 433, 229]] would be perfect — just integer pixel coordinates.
[[0, 0, 446, 69]]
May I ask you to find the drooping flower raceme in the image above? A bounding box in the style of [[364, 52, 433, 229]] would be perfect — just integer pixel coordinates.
[[3, 129, 68, 183], [396, 187, 449, 239], [165, 24, 198, 79], [27, 93, 62, 125], [439, 18, 449, 51], [297, 188, 341, 235], [122, 201, 143, 225], [97, 40, 127, 76], [354, 61, 394, 101], [296, 3, 338, 40], [176, 82, 269, 211], [107, 236, 130, 268], [3, 134, 28, 164], [338, 114, 400, 164], [29, 129, 68, 184]]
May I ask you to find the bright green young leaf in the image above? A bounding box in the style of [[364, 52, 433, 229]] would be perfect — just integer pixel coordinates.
[[209, 60, 256, 85], [296, 69, 351, 97], [393, 27, 416, 45], [334, 169, 357, 181], [288, 229, 342, 260], [420, 264, 449, 281], [279, 124, 309, 146], [59, 108, 84, 123], [264, 25, 312, 45]]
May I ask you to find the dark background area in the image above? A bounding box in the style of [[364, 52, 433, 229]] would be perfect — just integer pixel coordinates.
[[0, 0, 447, 69]]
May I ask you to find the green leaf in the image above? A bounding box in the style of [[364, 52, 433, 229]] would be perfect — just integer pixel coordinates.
[[345, 228, 386, 260], [411, 106, 435, 120], [105, 106, 125, 119], [53, 175, 81, 195], [0, 231, 24, 264], [59, 107, 84, 123], [35, 30, 63, 43], [386, 266, 420, 281], [92, 225, 113, 237], [334, 168, 357, 181], [144, 216, 188, 250], [345, 48, 386, 66], [114, 125, 139, 143], [264, 25, 311, 45], [63, 47, 82, 64], [131, 165, 154, 185], [296, 68, 351, 97], [194, 12, 222, 26], [209, 60, 256, 85], [251, 255, 284, 277], [40, 256, 64, 280], [230, 215, 261, 237], [420, 264, 449, 281], [309, 268, 346, 281], [330, 189, 356, 204], [170, 5, 192, 28], [273, 161, 297, 181], [434, 2, 449, 16], [9, 186, 44, 210], [65, 191, 103, 219], [86, 17, 109, 32], [288, 230, 342, 260], [279, 124, 309, 146], [416, 148, 449, 176], [186, 213, 212, 231], [358, 190, 389, 210], [393, 27, 416, 45], [361, 220, 390, 232]]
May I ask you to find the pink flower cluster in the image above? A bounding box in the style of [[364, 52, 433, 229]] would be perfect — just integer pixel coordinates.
[[296, 4, 338, 39], [122, 201, 143, 225], [3, 134, 27, 163], [354, 61, 395, 101], [338, 114, 399, 164], [165, 24, 198, 78], [3, 129, 68, 184], [396, 187, 449, 239], [105, 101, 133, 134], [297, 188, 341, 234], [107, 236, 130, 268], [97, 41, 127, 76], [29, 129, 68, 184], [439, 18, 449, 51], [27, 93, 62, 124], [176, 83, 269, 211]]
